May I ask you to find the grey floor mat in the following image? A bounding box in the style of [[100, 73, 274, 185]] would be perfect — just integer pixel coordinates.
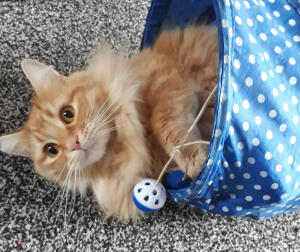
[[0, 0, 300, 251]]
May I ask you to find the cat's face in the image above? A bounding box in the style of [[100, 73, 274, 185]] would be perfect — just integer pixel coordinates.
[[0, 59, 115, 184]]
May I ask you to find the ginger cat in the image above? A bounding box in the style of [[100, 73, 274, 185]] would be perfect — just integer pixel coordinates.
[[0, 26, 218, 220]]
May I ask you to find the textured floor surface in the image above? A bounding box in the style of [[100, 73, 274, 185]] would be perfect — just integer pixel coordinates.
[[1, 0, 300, 251]]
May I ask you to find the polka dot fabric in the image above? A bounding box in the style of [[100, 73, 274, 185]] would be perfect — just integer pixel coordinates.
[[162, 0, 300, 220]]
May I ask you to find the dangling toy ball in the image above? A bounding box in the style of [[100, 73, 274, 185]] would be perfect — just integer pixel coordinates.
[[133, 179, 166, 212]]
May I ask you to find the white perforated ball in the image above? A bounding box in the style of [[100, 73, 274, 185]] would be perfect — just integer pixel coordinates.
[[133, 179, 166, 212]]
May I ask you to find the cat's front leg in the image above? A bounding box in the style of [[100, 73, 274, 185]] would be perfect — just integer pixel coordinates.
[[91, 177, 143, 220], [151, 89, 208, 179]]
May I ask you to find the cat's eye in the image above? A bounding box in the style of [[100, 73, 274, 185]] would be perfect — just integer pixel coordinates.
[[44, 143, 59, 157], [60, 105, 75, 124]]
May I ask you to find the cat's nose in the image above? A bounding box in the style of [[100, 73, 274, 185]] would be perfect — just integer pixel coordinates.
[[71, 138, 81, 151]]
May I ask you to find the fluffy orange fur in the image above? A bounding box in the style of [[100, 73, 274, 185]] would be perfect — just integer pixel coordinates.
[[0, 26, 218, 220]]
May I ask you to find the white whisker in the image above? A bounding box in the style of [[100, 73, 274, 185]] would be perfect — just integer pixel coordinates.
[[97, 126, 118, 135]]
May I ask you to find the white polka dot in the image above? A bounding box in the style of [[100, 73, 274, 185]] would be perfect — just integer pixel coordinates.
[[223, 161, 229, 168], [263, 52, 270, 60], [238, 142, 244, 150], [228, 27, 233, 38], [246, 18, 254, 27], [266, 13, 272, 20], [279, 26, 285, 32], [222, 206, 229, 212], [235, 1, 241, 9], [207, 159, 213, 166], [289, 19, 296, 26], [273, 11, 280, 17], [263, 195, 271, 200], [218, 176, 224, 181], [290, 136, 296, 144], [284, 4, 291, 11], [289, 57, 296, 65], [270, 28, 278, 36], [269, 70, 274, 78], [259, 0, 265, 6], [235, 37, 243, 46], [229, 193, 236, 199], [209, 204, 215, 210], [208, 180, 213, 185], [289, 77, 297, 85], [293, 35, 300, 42], [271, 183, 279, 190], [220, 92, 227, 103], [226, 112, 231, 121], [277, 144, 284, 152], [265, 152, 272, 160], [269, 109, 277, 118], [243, 122, 249, 131], [266, 130, 273, 139], [254, 184, 262, 190], [243, 173, 251, 179], [294, 182, 299, 190], [215, 129, 222, 137], [257, 94, 265, 103], [297, 165, 300, 172], [276, 164, 282, 172], [249, 34, 257, 43], [232, 82, 238, 92], [206, 198, 212, 204], [257, 15, 264, 22], [260, 33, 267, 41], [229, 173, 235, 179], [274, 46, 282, 54], [293, 116, 299, 124], [233, 104, 239, 114], [268, 0, 275, 2], [229, 125, 234, 135], [279, 124, 287, 132], [285, 40, 292, 47], [288, 156, 294, 164], [283, 103, 289, 112], [248, 54, 255, 64], [275, 65, 283, 73], [236, 206, 243, 211], [223, 55, 229, 64], [292, 96, 298, 105], [286, 175, 292, 183], [255, 116, 262, 125], [236, 185, 244, 190], [252, 138, 260, 146], [225, 0, 230, 6], [279, 84, 286, 91], [281, 193, 288, 199], [272, 88, 278, 97], [245, 195, 253, 202], [244, 1, 250, 8], [260, 170, 268, 177], [253, 0, 259, 5], [235, 161, 241, 167], [233, 59, 240, 69], [245, 77, 253, 86], [235, 16, 242, 24], [248, 157, 256, 165], [222, 19, 228, 28], [242, 100, 250, 109], [261, 72, 268, 81]]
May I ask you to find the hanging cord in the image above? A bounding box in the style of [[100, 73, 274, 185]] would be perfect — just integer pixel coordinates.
[[155, 85, 218, 185]]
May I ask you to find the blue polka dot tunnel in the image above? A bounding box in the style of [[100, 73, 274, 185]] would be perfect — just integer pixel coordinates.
[[142, 0, 300, 219]]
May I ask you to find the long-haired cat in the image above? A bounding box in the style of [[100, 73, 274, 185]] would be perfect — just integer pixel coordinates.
[[0, 26, 218, 220]]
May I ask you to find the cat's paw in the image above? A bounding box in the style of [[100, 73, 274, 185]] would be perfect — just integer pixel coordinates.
[[174, 145, 208, 180]]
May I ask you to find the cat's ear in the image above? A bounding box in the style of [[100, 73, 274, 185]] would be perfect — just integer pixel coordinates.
[[0, 131, 29, 157], [21, 59, 61, 91]]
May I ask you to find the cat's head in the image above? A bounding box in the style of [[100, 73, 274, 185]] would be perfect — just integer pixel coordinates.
[[0, 45, 143, 185]]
